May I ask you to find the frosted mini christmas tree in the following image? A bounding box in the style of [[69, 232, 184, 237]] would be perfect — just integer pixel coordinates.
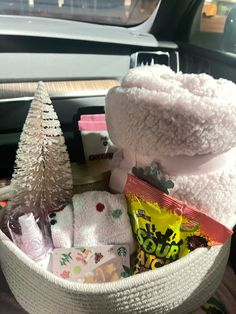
[[10, 81, 73, 217]]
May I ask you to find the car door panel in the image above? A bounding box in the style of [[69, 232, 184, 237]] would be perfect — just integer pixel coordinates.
[[179, 43, 236, 82]]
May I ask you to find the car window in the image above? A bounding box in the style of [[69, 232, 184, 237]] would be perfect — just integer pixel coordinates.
[[0, 0, 160, 26], [191, 0, 236, 54]]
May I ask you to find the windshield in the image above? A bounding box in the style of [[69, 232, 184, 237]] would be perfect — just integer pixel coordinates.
[[0, 0, 160, 26]]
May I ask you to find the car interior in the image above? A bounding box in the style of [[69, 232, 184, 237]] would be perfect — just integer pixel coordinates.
[[0, 0, 235, 313]]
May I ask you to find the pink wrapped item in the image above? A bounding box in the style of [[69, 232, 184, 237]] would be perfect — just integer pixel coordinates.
[[78, 114, 116, 161], [105, 65, 236, 228]]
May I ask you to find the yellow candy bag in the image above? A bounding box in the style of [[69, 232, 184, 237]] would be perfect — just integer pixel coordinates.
[[124, 174, 233, 273]]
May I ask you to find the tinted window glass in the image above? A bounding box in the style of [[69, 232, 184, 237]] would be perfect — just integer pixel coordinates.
[[191, 0, 236, 54], [0, 0, 160, 26]]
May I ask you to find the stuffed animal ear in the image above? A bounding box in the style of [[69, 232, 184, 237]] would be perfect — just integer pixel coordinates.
[[132, 164, 174, 195]]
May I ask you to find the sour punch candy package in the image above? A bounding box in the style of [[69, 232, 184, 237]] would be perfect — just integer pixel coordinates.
[[124, 174, 232, 273]]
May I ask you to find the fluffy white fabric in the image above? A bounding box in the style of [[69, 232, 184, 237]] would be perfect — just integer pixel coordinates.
[[50, 204, 73, 248], [73, 191, 135, 252], [105, 65, 236, 228], [171, 169, 236, 229], [106, 65, 236, 156]]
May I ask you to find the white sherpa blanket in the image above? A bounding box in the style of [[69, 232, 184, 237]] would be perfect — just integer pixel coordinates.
[[106, 65, 236, 156], [105, 65, 236, 229]]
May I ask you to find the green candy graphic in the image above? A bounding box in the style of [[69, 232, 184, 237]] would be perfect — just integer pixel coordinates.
[[180, 221, 199, 232], [73, 266, 81, 274]]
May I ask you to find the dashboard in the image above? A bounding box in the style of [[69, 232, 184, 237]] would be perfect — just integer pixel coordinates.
[[0, 16, 179, 175]]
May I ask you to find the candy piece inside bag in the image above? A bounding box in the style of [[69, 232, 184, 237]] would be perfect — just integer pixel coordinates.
[[124, 174, 233, 273]]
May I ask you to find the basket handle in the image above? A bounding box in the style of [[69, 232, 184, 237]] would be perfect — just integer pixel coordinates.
[[0, 229, 10, 241], [0, 186, 11, 241]]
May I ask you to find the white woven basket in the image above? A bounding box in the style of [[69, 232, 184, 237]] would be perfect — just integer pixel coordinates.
[[0, 228, 231, 314]]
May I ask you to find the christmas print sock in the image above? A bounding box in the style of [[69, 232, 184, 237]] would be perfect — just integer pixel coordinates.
[[49, 204, 74, 248], [73, 191, 135, 252]]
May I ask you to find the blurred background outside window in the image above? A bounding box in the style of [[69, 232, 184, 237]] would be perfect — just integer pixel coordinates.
[[199, 0, 236, 53], [0, 0, 160, 26]]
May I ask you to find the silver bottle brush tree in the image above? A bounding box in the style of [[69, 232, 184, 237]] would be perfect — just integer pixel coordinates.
[[9, 82, 73, 238]]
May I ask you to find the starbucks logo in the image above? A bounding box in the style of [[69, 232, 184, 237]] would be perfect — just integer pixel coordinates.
[[117, 247, 127, 257]]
